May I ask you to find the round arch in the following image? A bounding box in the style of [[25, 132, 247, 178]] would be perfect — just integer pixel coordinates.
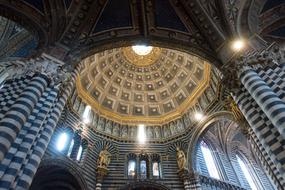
[[30, 157, 88, 190], [186, 111, 235, 170], [237, 0, 267, 37], [120, 181, 171, 190], [69, 37, 222, 69], [0, 3, 48, 52]]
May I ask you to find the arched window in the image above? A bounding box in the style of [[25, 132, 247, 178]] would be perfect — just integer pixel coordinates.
[[128, 159, 136, 177], [76, 145, 83, 161], [151, 154, 161, 178], [54, 128, 88, 162], [140, 160, 147, 179], [78, 139, 88, 162], [56, 132, 68, 152], [138, 154, 148, 179], [152, 161, 160, 177], [67, 139, 74, 157], [236, 154, 258, 190], [200, 140, 220, 179]]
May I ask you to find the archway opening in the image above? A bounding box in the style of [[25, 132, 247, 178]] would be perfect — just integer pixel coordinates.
[[132, 187, 161, 190], [30, 165, 83, 190], [192, 116, 275, 190]]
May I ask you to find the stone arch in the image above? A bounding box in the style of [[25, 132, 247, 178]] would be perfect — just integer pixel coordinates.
[[120, 181, 171, 190], [187, 111, 234, 170], [0, 3, 48, 51], [237, 0, 267, 37], [92, 140, 118, 158], [30, 157, 88, 190]]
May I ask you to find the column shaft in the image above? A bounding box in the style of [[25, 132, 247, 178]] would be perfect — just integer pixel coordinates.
[[0, 74, 49, 162], [240, 68, 285, 138], [14, 71, 77, 190]]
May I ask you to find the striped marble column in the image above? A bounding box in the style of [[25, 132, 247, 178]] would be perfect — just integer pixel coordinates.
[[240, 67, 285, 138], [234, 86, 285, 187], [0, 87, 58, 190], [0, 74, 49, 162], [14, 69, 79, 190]]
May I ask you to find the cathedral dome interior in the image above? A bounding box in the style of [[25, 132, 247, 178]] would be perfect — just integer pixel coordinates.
[[77, 46, 215, 126], [0, 0, 284, 190]]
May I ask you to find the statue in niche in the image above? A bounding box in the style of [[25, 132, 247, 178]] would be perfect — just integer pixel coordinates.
[[92, 113, 98, 126], [176, 147, 186, 170], [112, 123, 119, 136], [154, 127, 160, 138], [164, 125, 170, 137], [177, 120, 184, 132], [147, 127, 154, 138], [170, 122, 177, 134], [183, 113, 191, 128], [129, 127, 135, 137], [97, 117, 105, 131], [105, 120, 112, 134], [122, 125, 128, 138], [97, 146, 111, 169]]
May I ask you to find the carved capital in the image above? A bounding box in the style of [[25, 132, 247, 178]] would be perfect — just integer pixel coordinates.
[[222, 43, 284, 91], [6, 53, 71, 86]]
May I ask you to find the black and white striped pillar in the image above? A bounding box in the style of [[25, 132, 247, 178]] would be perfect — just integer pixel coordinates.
[[239, 67, 285, 138], [0, 74, 49, 162], [13, 68, 79, 190]]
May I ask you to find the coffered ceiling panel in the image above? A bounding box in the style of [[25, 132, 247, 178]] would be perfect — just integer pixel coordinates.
[[77, 46, 211, 125]]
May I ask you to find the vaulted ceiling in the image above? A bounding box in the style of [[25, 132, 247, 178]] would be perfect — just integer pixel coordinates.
[[0, 0, 283, 65]]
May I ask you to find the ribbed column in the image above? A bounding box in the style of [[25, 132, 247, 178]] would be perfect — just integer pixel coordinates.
[[240, 68, 285, 138], [14, 69, 78, 190], [0, 74, 49, 162]]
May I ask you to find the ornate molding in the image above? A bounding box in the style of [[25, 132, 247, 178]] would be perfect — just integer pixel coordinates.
[[4, 53, 71, 85]]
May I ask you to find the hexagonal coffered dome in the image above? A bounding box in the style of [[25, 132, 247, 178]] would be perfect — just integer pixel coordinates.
[[76, 46, 212, 125]]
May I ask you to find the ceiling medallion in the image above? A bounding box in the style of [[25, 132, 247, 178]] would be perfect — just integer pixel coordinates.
[[123, 46, 161, 67]]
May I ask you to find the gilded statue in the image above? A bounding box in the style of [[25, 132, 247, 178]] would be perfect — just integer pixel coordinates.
[[176, 147, 186, 170], [226, 96, 245, 123], [97, 146, 111, 169], [226, 96, 250, 136]]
